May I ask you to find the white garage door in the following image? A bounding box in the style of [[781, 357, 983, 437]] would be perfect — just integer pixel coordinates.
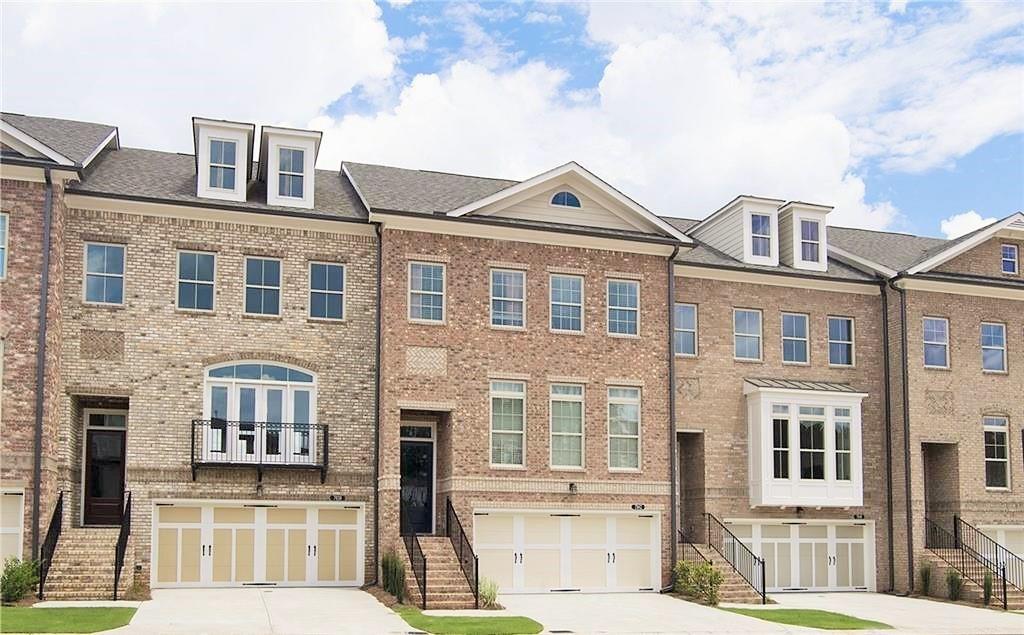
[[1, 490, 24, 562], [980, 526, 1024, 559], [726, 521, 874, 592], [152, 501, 364, 588], [474, 511, 660, 593]]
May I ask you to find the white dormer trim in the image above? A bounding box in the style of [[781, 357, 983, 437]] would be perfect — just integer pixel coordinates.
[[0, 120, 75, 166], [446, 161, 693, 244], [742, 204, 779, 267], [260, 126, 321, 210], [781, 201, 831, 273], [194, 118, 253, 203], [906, 212, 1024, 275]]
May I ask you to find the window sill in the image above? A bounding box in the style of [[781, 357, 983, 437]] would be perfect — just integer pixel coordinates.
[[550, 328, 585, 336], [308, 316, 346, 324], [82, 301, 124, 309], [175, 307, 215, 316], [828, 363, 856, 369], [408, 318, 446, 327], [242, 313, 283, 321], [490, 324, 526, 332], [609, 467, 641, 474], [734, 357, 763, 364], [923, 365, 951, 372], [675, 353, 698, 359], [985, 487, 1011, 493], [982, 369, 1008, 375], [550, 466, 586, 472], [607, 332, 640, 339], [489, 464, 526, 471], [782, 360, 810, 366]]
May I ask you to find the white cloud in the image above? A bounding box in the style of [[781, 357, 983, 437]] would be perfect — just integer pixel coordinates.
[[387, 0, 414, 7], [524, 11, 562, 25], [939, 210, 997, 238], [888, 1, 908, 14]]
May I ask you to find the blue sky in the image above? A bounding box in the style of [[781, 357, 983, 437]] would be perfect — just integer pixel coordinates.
[[2, 1, 1022, 238]]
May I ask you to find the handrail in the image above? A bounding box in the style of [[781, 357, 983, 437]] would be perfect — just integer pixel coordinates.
[[677, 528, 710, 566], [445, 498, 480, 608], [113, 491, 132, 600], [925, 516, 1007, 610], [37, 491, 63, 600], [191, 419, 328, 483], [705, 513, 767, 604], [403, 533, 427, 610], [955, 516, 1022, 594]]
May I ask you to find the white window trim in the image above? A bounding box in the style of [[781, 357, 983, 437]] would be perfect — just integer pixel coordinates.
[[797, 407, 828, 482], [208, 137, 238, 191], [606, 278, 640, 337], [751, 213, 773, 259], [781, 312, 810, 365], [607, 386, 641, 472], [922, 316, 950, 369], [308, 261, 346, 322], [243, 256, 283, 317], [277, 146, 305, 200], [834, 412, 853, 482], [1002, 244, 1019, 275], [827, 315, 856, 367], [490, 380, 526, 469], [771, 407, 790, 481], [0, 212, 8, 280], [264, 131, 317, 209], [548, 189, 582, 209], [733, 308, 763, 362], [490, 268, 526, 330], [407, 261, 446, 325], [82, 241, 126, 306], [981, 321, 1007, 373], [799, 219, 821, 264], [674, 303, 698, 357], [176, 250, 216, 313], [549, 273, 584, 334], [983, 416, 1011, 491], [549, 383, 585, 471]]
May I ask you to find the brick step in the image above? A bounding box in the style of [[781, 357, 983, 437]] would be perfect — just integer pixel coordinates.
[[919, 551, 1024, 609]]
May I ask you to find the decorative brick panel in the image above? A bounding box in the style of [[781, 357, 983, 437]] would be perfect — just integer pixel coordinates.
[[405, 346, 447, 376], [79, 329, 124, 361]]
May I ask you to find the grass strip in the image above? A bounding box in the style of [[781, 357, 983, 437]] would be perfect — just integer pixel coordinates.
[[0, 607, 137, 633], [723, 607, 893, 630], [393, 604, 543, 635]]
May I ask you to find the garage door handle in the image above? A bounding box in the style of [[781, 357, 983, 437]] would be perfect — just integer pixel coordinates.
[[308, 546, 311, 556], [313, 546, 317, 556], [202, 545, 206, 556], [613, 553, 616, 563]]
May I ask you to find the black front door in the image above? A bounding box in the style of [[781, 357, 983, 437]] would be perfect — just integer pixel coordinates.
[[84, 429, 125, 525], [400, 439, 434, 535]]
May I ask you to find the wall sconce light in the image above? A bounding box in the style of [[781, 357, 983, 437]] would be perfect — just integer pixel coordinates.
[[568, 482, 578, 494]]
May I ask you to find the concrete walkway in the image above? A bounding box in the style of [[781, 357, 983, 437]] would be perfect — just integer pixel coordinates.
[[109, 588, 411, 634]]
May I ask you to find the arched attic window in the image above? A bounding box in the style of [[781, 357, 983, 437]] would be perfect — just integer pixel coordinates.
[[551, 191, 581, 208]]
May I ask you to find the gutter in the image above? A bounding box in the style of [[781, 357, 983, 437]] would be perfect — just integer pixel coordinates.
[[0, 156, 83, 177], [879, 280, 895, 592], [665, 246, 680, 592], [372, 222, 383, 585], [889, 276, 914, 592], [31, 167, 54, 557]]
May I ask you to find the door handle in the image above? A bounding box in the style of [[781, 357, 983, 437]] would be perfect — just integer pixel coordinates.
[[208, 545, 213, 556], [202, 545, 206, 556], [613, 553, 616, 563], [313, 545, 317, 556], [308, 546, 311, 556]]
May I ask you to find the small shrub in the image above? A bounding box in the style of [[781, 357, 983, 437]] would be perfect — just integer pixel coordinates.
[[983, 571, 992, 606], [918, 564, 932, 596], [673, 560, 724, 605], [381, 550, 405, 603], [479, 577, 499, 608], [1, 558, 39, 604], [946, 569, 963, 601]]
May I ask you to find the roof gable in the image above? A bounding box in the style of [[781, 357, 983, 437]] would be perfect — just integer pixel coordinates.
[[907, 212, 1024, 274], [0, 112, 118, 167]]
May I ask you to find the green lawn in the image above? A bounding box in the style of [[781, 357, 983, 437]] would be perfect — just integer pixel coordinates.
[[392, 604, 543, 635], [723, 608, 892, 630], [0, 607, 137, 633]]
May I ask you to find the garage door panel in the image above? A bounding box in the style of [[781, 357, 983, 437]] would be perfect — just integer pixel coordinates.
[[476, 515, 513, 545], [338, 530, 358, 581], [614, 549, 651, 589], [851, 542, 865, 587], [156, 528, 179, 583], [740, 521, 873, 593], [523, 516, 560, 545], [570, 549, 607, 589], [212, 528, 234, 582], [236, 529, 255, 582], [523, 548, 561, 589], [180, 528, 202, 583], [479, 548, 514, 589], [287, 528, 306, 582], [616, 517, 650, 545], [571, 516, 606, 545]]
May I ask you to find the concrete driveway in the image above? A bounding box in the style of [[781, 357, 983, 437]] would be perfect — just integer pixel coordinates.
[[112, 588, 410, 635]]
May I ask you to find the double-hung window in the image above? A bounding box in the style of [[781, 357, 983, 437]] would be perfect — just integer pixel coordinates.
[[799, 406, 826, 480], [244, 257, 281, 316], [278, 148, 304, 198], [607, 279, 639, 335], [408, 262, 445, 323], [800, 220, 820, 262], [772, 405, 790, 479], [550, 384, 584, 468], [84, 243, 125, 305], [550, 274, 583, 332], [923, 317, 949, 368], [608, 387, 640, 470], [782, 312, 809, 364], [491, 269, 525, 328], [491, 381, 525, 467], [828, 316, 855, 366], [984, 416, 1009, 489], [209, 139, 237, 190], [177, 251, 215, 311], [981, 322, 1006, 372], [834, 408, 852, 481], [309, 262, 344, 320], [751, 213, 772, 257], [1002, 245, 1019, 275], [734, 308, 762, 360], [674, 303, 698, 356], [0, 213, 7, 279]]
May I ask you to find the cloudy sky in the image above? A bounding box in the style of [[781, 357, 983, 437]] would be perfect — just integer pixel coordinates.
[[2, 1, 1022, 237]]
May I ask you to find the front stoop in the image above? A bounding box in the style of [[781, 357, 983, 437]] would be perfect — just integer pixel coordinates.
[[918, 549, 1024, 610], [42, 527, 133, 601], [687, 544, 766, 604], [402, 536, 477, 610]]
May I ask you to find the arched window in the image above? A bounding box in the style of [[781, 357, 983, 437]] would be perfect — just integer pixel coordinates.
[[551, 191, 581, 208], [202, 362, 317, 464]]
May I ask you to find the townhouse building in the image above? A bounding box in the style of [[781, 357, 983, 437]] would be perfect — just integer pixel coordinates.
[[0, 111, 1020, 608]]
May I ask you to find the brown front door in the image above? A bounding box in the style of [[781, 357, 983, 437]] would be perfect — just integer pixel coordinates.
[[84, 428, 125, 525]]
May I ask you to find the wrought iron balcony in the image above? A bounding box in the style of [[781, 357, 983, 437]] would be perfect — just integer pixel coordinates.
[[191, 419, 328, 483]]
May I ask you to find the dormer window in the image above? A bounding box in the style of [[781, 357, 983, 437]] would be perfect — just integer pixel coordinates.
[[551, 191, 581, 208], [801, 220, 820, 262], [209, 139, 237, 190], [751, 214, 772, 257], [193, 117, 254, 203], [780, 201, 830, 272], [278, 148, 305, 198]]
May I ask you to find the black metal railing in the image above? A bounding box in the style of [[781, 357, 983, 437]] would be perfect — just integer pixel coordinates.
[[956, 516, 1023, 594], [445, 498, 479, 608], [37, 491, 63, 600], [925, 516, 1007, 610], [677, 528, 711, 566], [113, 491, 132, 600], [403, 532, 427, 610], [706, 513, 767, 604], [191, 420, 328, 483]]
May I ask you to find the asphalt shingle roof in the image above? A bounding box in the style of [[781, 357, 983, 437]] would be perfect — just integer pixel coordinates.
[[2, 112, 116, 166], [343, 161, 516, 214], [829, 226, 947, 272]]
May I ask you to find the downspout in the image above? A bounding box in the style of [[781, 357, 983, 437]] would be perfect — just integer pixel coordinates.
[[372, 222, 383, 585], [31, 167, 54, 557], [880, 280, 895, 592], [889, 276, 914, 592], [665, 245, 680, 591]]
